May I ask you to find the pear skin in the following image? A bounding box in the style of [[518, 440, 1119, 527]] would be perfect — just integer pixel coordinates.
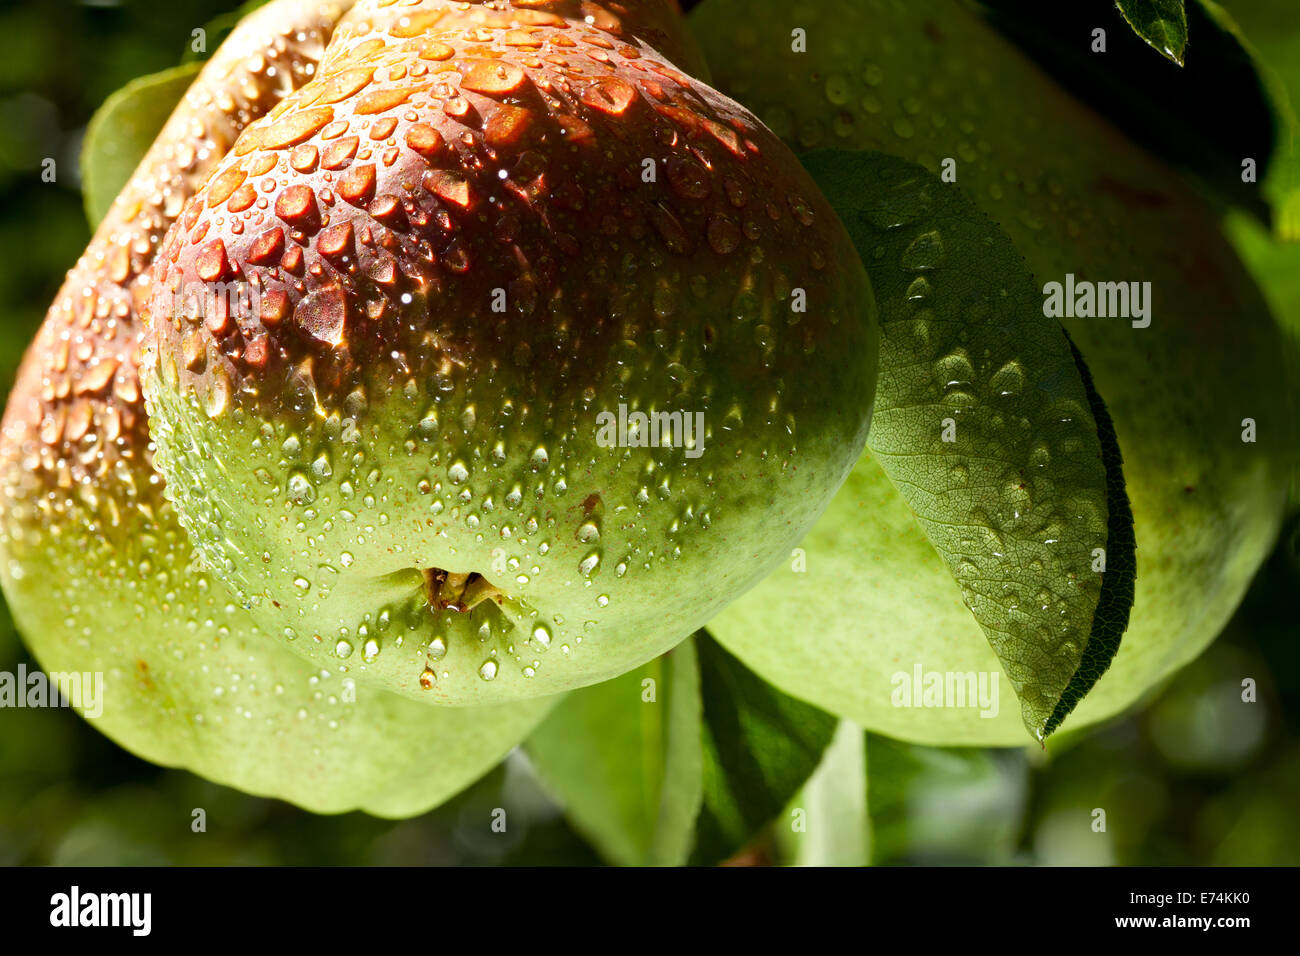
[[140, 0, 879, 705]]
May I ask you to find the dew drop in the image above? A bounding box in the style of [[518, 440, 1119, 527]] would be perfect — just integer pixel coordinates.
[[900, 229, 947, 271], [989, 360, 1026, 398], [731, 288, 760, 323], [707, 215, 741, 254], [934, 349, 975, 392], [653, 286, 677, 318], [905, 276, 932, 301], [287, 472, 315, 504], [824, 73, 851, 104]]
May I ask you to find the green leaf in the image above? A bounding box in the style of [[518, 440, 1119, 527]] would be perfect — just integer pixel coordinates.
[[802, 149, 1135, 740], [1115, 0, 1189, 65], [1222, 212, 1300, 505], [690, 632, 838, 864], [525, 644, 702, 866], [1194, 0, 1300, 240], [782, 721, 869, 867], [80, 63, 201, 229], [527, 633, 835, 866], [1227, 211, 1300, 341], [866, 735, 1029, 864]]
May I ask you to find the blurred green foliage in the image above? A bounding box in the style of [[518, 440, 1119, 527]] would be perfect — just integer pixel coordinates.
[[0, 0, 1297, 866]]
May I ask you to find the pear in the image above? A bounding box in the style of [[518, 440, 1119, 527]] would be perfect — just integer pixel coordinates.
[[139, 0, 878, 705], [0, 0, 551, 814], [691, 0, 1293, 743]]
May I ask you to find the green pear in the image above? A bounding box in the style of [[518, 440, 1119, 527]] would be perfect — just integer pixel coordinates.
[[0, 0, 551, 814], [692, 0, 1293, 744], [139, 0, 878, 706]]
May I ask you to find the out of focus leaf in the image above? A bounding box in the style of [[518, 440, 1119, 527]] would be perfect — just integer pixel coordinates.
[[1194, 1, 1300, 239], [785, 721, 869, 867], [1226, 211, 1300, 361], [181, 0, 274, 65], [690, 633, 837, 864], [525, 646, 702, 866], [867, 735, 1029, 864], [80, 63, 200, 228]]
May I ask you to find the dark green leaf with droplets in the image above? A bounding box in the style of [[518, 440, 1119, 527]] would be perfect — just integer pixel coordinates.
[[802, 149, 1135, 740], [1115, 0, 1189, 65], [80, 63, 201, 229], [690, 632, 837, 864]]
